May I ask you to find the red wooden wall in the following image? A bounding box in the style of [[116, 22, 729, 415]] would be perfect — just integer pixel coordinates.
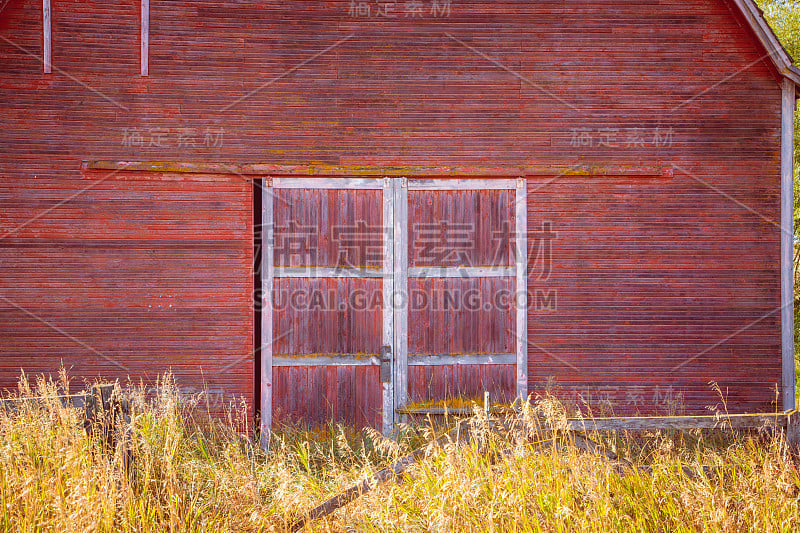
[[0, 171, 254, 411], [0, 0, 785, 414]]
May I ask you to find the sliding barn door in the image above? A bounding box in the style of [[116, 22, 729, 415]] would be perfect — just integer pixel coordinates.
[[260, 177, 527, 438], [262, 178, 394, 434], [398, 178, 527, 410]]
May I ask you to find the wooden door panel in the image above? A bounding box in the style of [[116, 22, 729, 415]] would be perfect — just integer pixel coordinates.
[[273, 366, 381, 429], [408, 189, 514, 267], [273, 278, 382, 356], [273, 188, 384, 268], [408, 277, 514, 355], [270, 185, 387, 430], [406, 186, 518, 407], [408, 365, 516, 405]]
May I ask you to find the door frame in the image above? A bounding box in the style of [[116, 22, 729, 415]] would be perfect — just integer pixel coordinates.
[[260, 176, 527, 445]]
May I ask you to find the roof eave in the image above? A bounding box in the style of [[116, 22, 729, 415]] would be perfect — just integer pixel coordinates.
[[734, 0, 800, 86]]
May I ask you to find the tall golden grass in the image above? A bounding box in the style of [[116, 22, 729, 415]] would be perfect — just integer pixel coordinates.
[[1, 372, 798, 532]]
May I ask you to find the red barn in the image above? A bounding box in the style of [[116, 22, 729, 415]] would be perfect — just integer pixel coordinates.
[[0, 0, 796, 435]]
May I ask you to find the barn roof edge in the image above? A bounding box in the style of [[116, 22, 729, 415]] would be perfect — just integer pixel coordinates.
[[736, 0, 800, 86]]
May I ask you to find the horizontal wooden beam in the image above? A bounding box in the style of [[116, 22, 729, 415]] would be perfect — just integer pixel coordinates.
[[273, 354, 379, 366], [1, 392, 87, 411], [274, 353, 515, 367], [273, 177, 385, 189], [84, 161, 673, 178], [274, 266, 385, 278], [408, 353, 515, 365], [408, 266, 514, 278], [398, 406, 513, 415], [0, 383, 115, 413], [395, 409, 792, 432], [408, 178, 517, 190], [562, 412, 790, 431]]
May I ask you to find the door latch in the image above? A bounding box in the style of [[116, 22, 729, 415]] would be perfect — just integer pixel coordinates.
[[379, 345, 392, 383]]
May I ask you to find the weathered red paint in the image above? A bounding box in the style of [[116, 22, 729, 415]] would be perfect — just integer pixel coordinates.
[[0, 0, 788, 418], [273, 366, 382, 429], [408, 189, 514, 267], [408, 364, 516, 406], [0, 171, 253, 412], [273, 277, 383, 356]]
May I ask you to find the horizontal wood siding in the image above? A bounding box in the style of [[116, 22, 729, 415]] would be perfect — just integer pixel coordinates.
[[0, 171, 253, 410], [0, 0, 784, 413], [527, 175, 781, 414]]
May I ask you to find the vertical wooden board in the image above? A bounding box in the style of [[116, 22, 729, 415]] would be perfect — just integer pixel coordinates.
[[336, 363, 352, 425], [273, 188, 383, 268], [381, 177, 394, 434], [781, 78, 795, 411], [261, 180, 274, 444], [326, 366, 338, 424], [408, 189, 513, 267], [393, 178, 409, 411], [42, 0, 51, 73], [408, 364, 515, 405], [141, 0, 149, 76], [272, 366, 379, 429], [272, 278, 382, 356], [408, 278, 514, 355], [310, 365, 326, 427], [515, 178, 528, 402]]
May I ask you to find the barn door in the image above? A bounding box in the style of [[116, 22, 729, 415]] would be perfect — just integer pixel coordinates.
[[394, 178, 528, 413], [261, 178, 394, 436], [260, 177, 527, 440]]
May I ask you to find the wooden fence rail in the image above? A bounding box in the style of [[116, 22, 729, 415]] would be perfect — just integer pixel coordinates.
[[292, 409, 800, 530]]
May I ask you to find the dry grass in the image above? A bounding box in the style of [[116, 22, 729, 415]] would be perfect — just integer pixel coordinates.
[[1, 373, 799, 532]]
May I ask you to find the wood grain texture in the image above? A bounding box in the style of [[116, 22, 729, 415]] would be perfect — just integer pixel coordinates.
[[270, 186, 386, 429], [407, 187, 516, 409], [272, 365, 381, 429], [273, 188, 383, 268], [526, 174, 781, 414], [408, 277, 515, 355], [0, 172, 253, 415], [408, 364, 515, 405], [0, 0, 787, 416], [408, 189, 513, 267]]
